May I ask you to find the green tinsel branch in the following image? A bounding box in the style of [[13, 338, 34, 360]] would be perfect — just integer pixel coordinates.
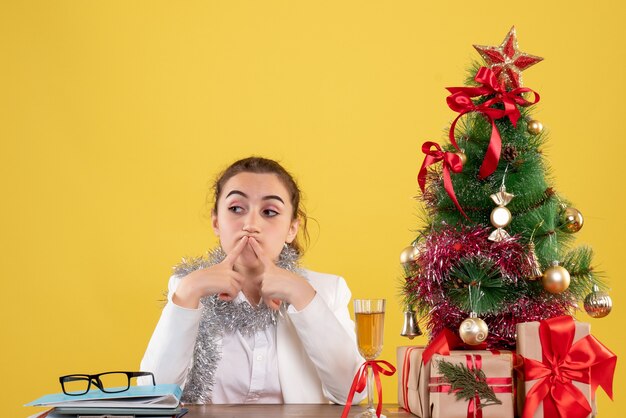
[[436, 360, 502, 409], [446, 257, 506, 314], [562, 246, 606, 298]]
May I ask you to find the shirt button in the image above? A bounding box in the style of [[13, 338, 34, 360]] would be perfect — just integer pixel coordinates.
[[256, 355, 263, 361]]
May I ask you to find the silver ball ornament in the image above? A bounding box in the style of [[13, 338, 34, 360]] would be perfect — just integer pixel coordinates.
[[584, 284, 612, 318]]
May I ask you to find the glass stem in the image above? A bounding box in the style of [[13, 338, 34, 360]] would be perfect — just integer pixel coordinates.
[[366, 364, 374, 412]]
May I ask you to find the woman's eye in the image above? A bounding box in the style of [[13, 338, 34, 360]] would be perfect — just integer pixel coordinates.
[[228, 206, 244, 214], [263, 209, 279, 217]]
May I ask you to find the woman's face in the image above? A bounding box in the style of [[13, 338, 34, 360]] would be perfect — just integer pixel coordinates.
[[212, 172, 299, 268]]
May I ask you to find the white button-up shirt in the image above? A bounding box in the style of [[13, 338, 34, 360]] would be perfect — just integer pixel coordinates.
[[140, 269, 367, 404], [211, 293, 283, 403]]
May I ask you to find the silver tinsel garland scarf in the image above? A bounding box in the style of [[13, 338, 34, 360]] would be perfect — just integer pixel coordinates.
[[171, 245, 303, 404]]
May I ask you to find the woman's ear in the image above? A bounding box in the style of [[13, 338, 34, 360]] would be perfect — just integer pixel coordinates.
[[211, 211, 220, 236], [285, 218, 299, 244]]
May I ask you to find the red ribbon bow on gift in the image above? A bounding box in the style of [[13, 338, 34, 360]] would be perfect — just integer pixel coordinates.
[[341, 360, 396, 418], [521, 315, 617, 418], [422, 328, 489, 365], [446, 66, 540, 179], [418, 141, 467, 219]]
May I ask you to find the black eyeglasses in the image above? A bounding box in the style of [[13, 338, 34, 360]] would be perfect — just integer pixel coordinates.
[[59, 371, 156, 396]]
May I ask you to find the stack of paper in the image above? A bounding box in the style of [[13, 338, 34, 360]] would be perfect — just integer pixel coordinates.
[[25, 384, 186, 417]]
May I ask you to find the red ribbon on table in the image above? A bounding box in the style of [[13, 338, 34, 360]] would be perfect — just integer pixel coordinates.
[[446, 66, 540, 179], [429, 354, 513, 418], [341, 360, 396, 418], [418, 141, 468, 219], [521, 315, 617, 418]]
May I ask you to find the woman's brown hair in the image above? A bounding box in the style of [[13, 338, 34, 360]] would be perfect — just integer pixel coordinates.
[[211, 157, 310, 255]]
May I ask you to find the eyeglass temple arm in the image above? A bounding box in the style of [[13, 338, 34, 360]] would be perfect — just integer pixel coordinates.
[[128, 371, 156, 385], [90, 376, 106, 391]]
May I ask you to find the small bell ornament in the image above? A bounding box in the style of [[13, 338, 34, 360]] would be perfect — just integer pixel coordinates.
[[488, 185, 514, 242], [559, 206, 584, 233], [542, 261, 571, 294], [584, 284, 612, 318], [400, 308, 423, 339], [459, 312, 489, 345]]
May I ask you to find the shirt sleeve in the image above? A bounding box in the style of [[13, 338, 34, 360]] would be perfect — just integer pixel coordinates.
[[287, 276, 366, 405], [138, 276, 203, 388]]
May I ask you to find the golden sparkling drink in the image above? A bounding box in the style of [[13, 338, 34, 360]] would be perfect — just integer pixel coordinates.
[[355, 312, 385, 359]]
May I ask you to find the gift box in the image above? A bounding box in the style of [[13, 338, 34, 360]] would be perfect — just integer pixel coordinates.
[[397, 344, 514, 418], [516, 316, 616, 418], [397, 346, 429, 417], [429, 352, 514, 418]]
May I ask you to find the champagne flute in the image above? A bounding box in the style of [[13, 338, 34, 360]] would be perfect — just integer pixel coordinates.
[[354, 299, 386, 418]]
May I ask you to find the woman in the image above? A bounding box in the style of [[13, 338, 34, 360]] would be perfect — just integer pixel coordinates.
[[139, 157, 365, 405]]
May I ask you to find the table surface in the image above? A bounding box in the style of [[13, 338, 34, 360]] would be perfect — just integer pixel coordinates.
[[184, 404, 411, 417]]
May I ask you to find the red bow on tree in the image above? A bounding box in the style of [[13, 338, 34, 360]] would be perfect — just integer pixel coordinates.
[[418, 141, 467, 219], [446, 67, 539, 179], [521, 316, 616, 418]]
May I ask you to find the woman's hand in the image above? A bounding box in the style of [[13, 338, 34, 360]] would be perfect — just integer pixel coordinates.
[[248, 237, 316, 311], [172, 236, 249, 309]]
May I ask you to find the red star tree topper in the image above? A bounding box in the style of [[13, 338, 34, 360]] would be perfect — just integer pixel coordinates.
[[473, 26, 543, 89]]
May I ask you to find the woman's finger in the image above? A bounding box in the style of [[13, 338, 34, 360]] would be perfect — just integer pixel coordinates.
[[230, 271, 245, 285], [263, 296, 282, 311], [248, 237, 271, 266], [218, 280, 241, 301], [223, 236, 249, 266]]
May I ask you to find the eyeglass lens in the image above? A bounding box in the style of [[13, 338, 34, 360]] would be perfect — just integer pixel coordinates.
[[96, 372, 131, 392], [62, 375, 92, 395], [62, 372, 131, 395]]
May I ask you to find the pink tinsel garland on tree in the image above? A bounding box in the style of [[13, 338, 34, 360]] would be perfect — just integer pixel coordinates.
[[405, 225, 573, 349]]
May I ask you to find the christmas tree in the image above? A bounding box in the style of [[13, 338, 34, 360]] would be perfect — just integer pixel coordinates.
[[401, 27, 612, 349]]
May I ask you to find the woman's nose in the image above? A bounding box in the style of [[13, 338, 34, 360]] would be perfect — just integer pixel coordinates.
[[242, 212, 261, 234]]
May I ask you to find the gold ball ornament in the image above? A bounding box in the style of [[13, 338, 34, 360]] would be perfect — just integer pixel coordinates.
[[584, 285, 612, 318], [459, 313, 489, 345], [542, 261, 571, 294], [560, 207, 584, 233], [527, 120, 543, 135], [490, 206, 512, 229], [400, 245, 421, 266]]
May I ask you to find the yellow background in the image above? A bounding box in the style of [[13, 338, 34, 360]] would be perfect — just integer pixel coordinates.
[[2, 1, 624, 417]]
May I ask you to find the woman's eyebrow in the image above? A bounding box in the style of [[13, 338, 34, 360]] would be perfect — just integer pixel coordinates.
[[263, 195, 285, 204], [226, 190, 247, 199], [226, 190, 284, 205]]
